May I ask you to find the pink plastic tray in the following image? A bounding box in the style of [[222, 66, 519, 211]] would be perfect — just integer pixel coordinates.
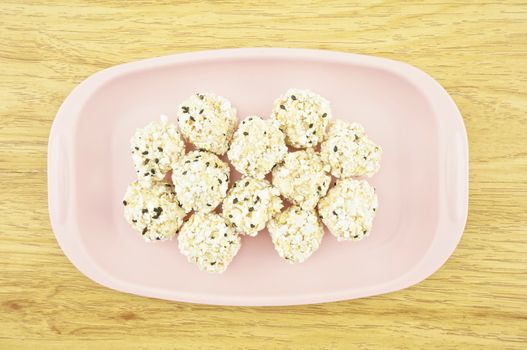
[[48, 48, 468, 306]]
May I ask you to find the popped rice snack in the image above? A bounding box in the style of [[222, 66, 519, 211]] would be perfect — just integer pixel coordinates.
[[222, 177, 283, 236], [268, 206, 324, 263], [321, 120, 382, 178], [318, 178, 378, 241], [171, 150, 229, 213], [177, 93, 237, 155], [131, 115, 185, 183], [271, 88, 331, 148], [272, 148, 331, 210], [178, 212, 241, 273], [123, 180, 185, 242], [227, 116, 287, 179]]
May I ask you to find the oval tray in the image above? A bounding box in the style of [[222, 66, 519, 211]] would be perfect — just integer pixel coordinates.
[[48, 48, 468, 306]]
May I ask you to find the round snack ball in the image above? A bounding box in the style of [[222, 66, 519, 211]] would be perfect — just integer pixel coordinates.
[[272, 148, 331, 210], [177, 93, 237, 155], [222, 177, 283, 237], [268, 206, 324, 263], [318, 178, 378, 241], [131, 115, 185, 184], [271, 88, 331, 148], [321, 120, 382, 178], [172, 150, 230, 213], [227, 116, 287, 179], [123, 180, 185, 242], [178, 212, 241, 273]]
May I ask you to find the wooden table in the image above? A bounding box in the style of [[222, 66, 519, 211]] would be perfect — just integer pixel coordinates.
[[1, 1, 526, 349]]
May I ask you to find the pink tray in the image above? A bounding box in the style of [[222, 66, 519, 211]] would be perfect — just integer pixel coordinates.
[[48, 48, 468, 306]]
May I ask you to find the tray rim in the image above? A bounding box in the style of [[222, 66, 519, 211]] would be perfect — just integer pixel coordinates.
[[48, 48, 468, 306]]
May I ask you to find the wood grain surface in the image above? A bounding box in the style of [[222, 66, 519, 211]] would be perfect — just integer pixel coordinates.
[[1, 1, 526, 349]]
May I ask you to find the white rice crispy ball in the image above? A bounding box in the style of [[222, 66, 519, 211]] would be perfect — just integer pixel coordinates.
[[271, 88, 331, 148], [131, 115, 185, 184], [177, 93, 237, 155], [268, 206, 324, 263], [171, 150, 230, 213], [272, 149, 331, 210], [222, 177, 283, 237], [123, 180, 185, 242], [321, 120, 382, 178], [318, 178, 378, 241], [227, 116, 287, 179], [178, 212, 241, 273]]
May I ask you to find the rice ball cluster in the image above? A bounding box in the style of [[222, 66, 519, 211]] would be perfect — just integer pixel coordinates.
[[123, 88, 383, 272]]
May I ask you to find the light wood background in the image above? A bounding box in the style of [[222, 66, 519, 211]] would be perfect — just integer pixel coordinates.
[[1, 1, 526, 349]]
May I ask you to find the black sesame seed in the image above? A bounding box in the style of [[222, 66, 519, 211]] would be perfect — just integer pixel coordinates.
[[210, 262, 216, 266], [313, 131, 316, 135], [263, 131, 267, 135], [363, 230, 367, 234], [182, 106, 189, 113], [354, 135, 359, 141], [245, 181, 249, 187], [132, 219, 137, 223], [363, 156, 367, 160], [158, 146, 163, 152], [198, 94, 204, 100], [322, 113, 327, 118], [250, 224, 255, 228], [206, 203, 211, 207], [123, 200, 127, 206], [353, 235, 359, 239], [317, 186, 322, 191], [151, 169, 155, 174], [233, 198, 238, 204], [248, 207, 254, 212], [228, 214, 233, 218], [291, 95, 297, 100], [309, 123, 313, 128], [182, 171, 187, 175], [332, 210, 338, 216], [144, 173, 149, 176], [205, 162, 210, 167], [156, 237, 161, 240], [333, 146, 338, 152], [134, 147, 139, 150], [155, 158, 159, 163], [224, 233, 227, 237], [142, 151, 148, 155], [142, 209, 148, 214], [190, 116, 196, 122], [373, 208, 376, 211], [199, 109, 204, 114], [218, 179, 222, 184], [243, 132, 248, 136], [144, 159, 150, 165], [280, 104, 286, 110], [255, 196, 260, 203], [142, 227, 148, 235]]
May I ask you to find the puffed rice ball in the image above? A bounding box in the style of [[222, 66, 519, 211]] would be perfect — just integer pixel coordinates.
[[123, 180, 185, 242], [318, 178, 378, 241], [321, 120, 382, 178], [177, 93, 237, 155], [131, 115, 185, 183], [268, 206, 324, 263], [272, 149, 331, 210], [227, 116, 287, 179], [171, 150, 229, 213], [222, 177, 283, 236], [271, 88, 331, 148], [178, 212, 241, 273]]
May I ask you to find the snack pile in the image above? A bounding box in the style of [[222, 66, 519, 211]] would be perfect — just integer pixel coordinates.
[[123, 90, 382, 273]]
